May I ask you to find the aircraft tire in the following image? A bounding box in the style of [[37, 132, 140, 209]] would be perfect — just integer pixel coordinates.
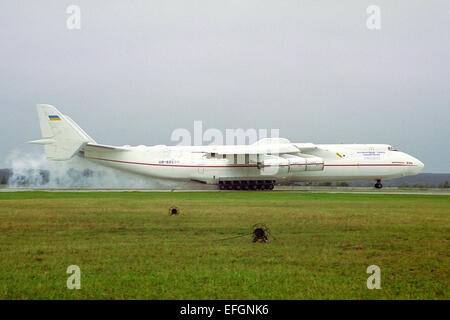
[[375, 180, 383, 189]]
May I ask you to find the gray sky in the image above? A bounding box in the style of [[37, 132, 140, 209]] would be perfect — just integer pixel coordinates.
[[0, 0, 449, 172]]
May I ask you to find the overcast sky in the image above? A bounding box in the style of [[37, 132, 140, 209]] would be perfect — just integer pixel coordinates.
[[0, 1, 448, 172]]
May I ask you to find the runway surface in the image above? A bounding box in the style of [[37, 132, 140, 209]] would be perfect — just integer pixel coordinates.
[[1, 188, 449, 195]]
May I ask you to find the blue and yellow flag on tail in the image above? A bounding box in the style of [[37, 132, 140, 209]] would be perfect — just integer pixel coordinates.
[[48, 115, 61, 121]]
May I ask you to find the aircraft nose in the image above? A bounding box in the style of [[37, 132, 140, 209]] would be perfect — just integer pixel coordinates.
[[410, 158, 424, 174], [417, 160, 424, 170]]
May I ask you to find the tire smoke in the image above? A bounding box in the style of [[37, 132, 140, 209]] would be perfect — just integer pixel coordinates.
[[5, 149, 212, 190]]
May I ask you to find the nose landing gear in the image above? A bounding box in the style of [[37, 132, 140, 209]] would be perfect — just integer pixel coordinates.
[[374, 179, 383, 189]]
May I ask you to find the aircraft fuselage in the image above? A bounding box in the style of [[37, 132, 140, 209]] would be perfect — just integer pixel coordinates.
[[82, 143, 424, 186]]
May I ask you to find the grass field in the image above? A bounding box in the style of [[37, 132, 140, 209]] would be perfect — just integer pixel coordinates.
[[0, 191, 448, 299]]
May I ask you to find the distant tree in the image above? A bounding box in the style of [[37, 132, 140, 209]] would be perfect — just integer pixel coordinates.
[[337, 182, 349, 187], [318, 182, 332, 186], [439, 181, 449, 189], [1, 176, 7, 185]]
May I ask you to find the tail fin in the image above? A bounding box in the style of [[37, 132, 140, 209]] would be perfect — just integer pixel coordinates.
[[29, 104, 96, 160]]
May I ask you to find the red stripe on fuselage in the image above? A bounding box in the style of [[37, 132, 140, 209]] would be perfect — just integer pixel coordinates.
[[86, 156, 415, 168], [86, 156, 256, 168]]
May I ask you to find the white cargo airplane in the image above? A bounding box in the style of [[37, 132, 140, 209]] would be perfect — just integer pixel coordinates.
[[30, 104, 424, 190]]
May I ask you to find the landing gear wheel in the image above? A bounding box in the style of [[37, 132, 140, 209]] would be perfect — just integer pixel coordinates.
[[374, 180, 383, 189]]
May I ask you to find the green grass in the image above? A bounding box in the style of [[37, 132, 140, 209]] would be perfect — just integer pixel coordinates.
[[276, 186, 450, 193], [0, 191, 448, 299]]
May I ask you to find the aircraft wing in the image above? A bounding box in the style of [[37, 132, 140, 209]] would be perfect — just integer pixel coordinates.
[[204, 141, 318, 156], [205, 143, 300, 156], [292, 143, 319, 153]]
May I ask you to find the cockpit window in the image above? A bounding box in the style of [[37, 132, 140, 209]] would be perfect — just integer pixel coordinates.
[[388, 146, 399, 151]]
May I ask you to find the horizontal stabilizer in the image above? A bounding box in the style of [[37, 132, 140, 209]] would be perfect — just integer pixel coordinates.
[[29, 138, 55, 145]]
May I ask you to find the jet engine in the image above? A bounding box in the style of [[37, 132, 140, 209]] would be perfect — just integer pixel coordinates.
[[280, 154, 324, 172], [257, 154, 325, 175], [257, 156, 290, 175], [280, 154, 307, 172], [304, 156, 324, 171]]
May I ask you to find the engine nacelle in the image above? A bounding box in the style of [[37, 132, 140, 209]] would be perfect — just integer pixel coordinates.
[[258, 154, 324, 175], [259, 157, 290, 168], [280, 154, 307, 172], [281, 154, 324, 172], [304, 156, 324, 171], [258, 156, 290, 175]]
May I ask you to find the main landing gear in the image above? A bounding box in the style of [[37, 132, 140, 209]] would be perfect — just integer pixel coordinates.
[[374, 179, 383, 189], [218, 180, 275, 191]]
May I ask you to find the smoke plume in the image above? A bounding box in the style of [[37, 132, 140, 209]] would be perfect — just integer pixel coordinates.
[[5, 149, 212, 190]]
